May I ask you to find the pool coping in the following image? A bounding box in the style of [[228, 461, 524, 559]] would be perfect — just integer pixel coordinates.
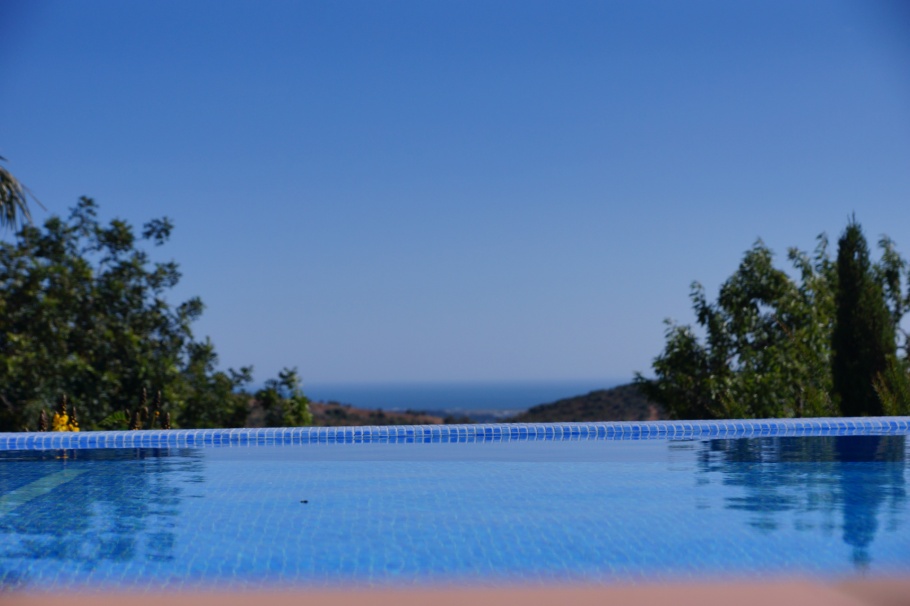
[[1, 416, 908, 450], [5, 577, 910, 606]]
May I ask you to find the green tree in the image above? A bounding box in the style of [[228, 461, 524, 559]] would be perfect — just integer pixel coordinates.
[[640, 223, 910, 420], [174, 340, 254, 429], [832, 219, 901, 416], [0, 197, 311, 430], [870, 234, 910, 415], [254, 367, 313, 427], [637, 237, 839, 420]]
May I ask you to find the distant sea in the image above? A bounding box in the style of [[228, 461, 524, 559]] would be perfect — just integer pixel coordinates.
[[304, 379, 626, 421]]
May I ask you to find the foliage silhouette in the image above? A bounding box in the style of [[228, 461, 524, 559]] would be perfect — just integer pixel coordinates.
[[833, 219, 905, 416], [638, 221, 910, 419], [0, 198, 310, 430]]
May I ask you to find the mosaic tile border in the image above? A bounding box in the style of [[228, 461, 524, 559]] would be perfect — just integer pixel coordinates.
[[0, 416, 908, 450]]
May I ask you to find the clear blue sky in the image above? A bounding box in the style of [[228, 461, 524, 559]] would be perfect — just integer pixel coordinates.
[[2, 0, 909, 386]]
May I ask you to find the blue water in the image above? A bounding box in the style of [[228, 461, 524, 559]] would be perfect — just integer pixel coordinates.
[[304, 379, 622, 417], [1, 434, 908, 590]]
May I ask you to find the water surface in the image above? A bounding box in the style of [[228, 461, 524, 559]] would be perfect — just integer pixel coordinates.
[[0, 435, 907, 590]]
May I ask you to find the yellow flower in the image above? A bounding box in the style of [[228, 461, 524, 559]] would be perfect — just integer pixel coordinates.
[[51, 412, 80, 432], [52, 412, 69, 432]]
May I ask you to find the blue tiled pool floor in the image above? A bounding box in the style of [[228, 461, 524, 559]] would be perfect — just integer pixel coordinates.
[[0, 420, 909, 591]]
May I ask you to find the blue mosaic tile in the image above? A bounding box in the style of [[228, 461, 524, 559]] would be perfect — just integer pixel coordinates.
[[1, 431, 908, 591], [1, 416, 908, 450]]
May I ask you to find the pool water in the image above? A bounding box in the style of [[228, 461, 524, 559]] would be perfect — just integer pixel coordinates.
[[0, 432, 908, 590]]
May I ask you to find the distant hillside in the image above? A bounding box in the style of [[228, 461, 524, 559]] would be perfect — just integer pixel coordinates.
[[504, 382, 667, 423], [309, 402, 453, 426], [245, 399, 453, 427], [249, 383, 666, 427]]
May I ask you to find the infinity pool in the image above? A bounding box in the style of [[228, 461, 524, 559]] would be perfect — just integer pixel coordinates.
[[1, 419, 908, 591]]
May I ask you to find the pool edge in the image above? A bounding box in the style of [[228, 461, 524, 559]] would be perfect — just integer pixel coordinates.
[[1, 416, 909, 450]]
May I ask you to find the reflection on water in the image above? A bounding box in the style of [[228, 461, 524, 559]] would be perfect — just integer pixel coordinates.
[[696, 435, 907, 571], [0, 448, 203, 588]]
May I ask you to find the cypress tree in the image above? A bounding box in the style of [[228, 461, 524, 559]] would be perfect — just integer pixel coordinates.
[[832, 219, 895, 416]]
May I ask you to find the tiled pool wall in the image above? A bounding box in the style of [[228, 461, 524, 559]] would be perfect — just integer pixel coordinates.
[[1, 416, 909, 450]]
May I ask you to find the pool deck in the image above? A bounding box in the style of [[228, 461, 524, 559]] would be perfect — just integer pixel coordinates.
[[5, 578, 910, 606]]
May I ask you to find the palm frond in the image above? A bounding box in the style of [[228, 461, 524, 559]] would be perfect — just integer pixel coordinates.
[[0, 155, 43, 231]]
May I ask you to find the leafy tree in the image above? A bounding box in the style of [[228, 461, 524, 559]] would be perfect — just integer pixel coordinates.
[[872, 358, 910, 416], [869, 234, 910, 415], [254, 367, 313, 427], [636, 238, 837, 419], [639, 223, 910, 420], [174, 340, 253, 429], [0, 197, 311, 430], [832, 219, 903, 416]]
